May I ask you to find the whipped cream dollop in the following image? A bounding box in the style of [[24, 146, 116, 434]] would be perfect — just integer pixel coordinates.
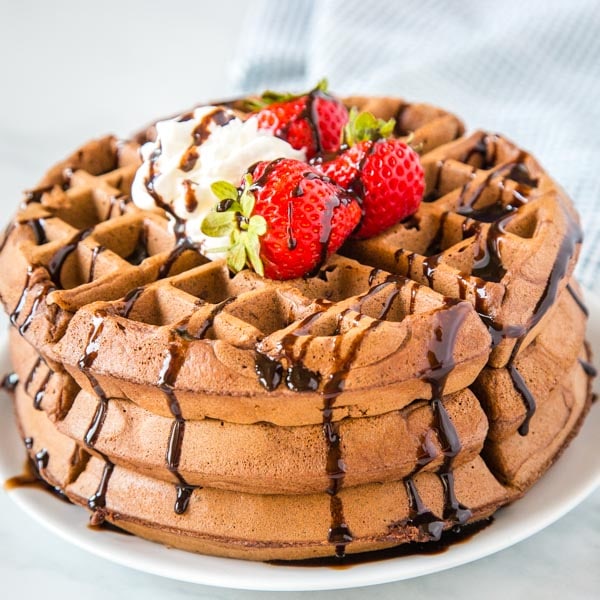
[[131, 105, 306, 255]]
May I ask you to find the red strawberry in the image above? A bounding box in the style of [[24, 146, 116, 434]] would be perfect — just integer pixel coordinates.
[[201, 159, 362, 280], [252, 80, 348, 159], [320, 110, 425, 239]]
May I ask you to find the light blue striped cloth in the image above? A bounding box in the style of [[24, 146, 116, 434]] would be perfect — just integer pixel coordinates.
[[231, 0, 600, 293]]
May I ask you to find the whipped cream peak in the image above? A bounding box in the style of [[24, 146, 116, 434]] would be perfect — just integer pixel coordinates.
[[131, 105, 306, 256]]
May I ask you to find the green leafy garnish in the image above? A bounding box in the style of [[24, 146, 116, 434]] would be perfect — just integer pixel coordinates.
[[245, 79, 329, 112], [343, 108, 396, 147], [201, 175, 267, 276]]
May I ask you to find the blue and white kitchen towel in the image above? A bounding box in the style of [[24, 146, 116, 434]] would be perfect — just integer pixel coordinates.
[[230, 0, 600, 293]]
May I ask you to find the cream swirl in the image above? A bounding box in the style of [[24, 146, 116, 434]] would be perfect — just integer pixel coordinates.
[[131, 105, 306, 254]]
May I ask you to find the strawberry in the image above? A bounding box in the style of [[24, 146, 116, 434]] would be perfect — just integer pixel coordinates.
[[201, 159, 362, 280], [251, 79, 348, 159], [320, 109, 425, 239]]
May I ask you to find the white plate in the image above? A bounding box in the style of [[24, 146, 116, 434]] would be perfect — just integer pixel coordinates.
[[0, 294, 599, 592]]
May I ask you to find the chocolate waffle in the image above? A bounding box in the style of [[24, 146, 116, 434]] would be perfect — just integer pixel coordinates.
[[0, 95, 595, 560]]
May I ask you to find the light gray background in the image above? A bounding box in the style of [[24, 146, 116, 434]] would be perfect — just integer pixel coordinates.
[[0, 1, 598, 598]]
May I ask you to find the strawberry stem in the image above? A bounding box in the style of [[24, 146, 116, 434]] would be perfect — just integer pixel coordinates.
[[343, 108, 396, 147]]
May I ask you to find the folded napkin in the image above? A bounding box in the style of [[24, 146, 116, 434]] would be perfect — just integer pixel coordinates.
[[231, 0, 600, 293]]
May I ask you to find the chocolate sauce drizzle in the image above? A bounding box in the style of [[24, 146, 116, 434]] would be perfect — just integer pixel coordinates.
[[269, 518, 494, 567], [1, 372, 19, 392], [415, 145, 583, 436], [402, 302, 473, 538], [88, 245, 105, 281], [157, 326, 195, 514], [321, 314, 380, 557], [156, 301, 235, 514], [9, 268, 56, 340], [4, 451, 71, 504], [77, 311, 117, 517], [566, 283, 589, 317], [48, 228, 93, 287], [579, 359, 597, 378]]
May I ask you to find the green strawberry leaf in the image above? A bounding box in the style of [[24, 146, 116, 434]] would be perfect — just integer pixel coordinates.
[[201, 173, 267, 277], [314, 78, 329, 93], [344, 108, 396, 146], [248, 215, 267, 236], [245, 79, 331, 111], [242, 232, 264, 276], [239, 174, 256, 216], [211, 180, 238, 202], [201, 210, 236, 237], [227, 240, 247, 273]]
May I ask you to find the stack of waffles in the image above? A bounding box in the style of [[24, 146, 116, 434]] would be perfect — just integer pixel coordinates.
[[0, 96, 594, 560]]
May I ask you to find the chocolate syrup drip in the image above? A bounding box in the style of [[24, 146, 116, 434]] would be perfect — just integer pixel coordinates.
[[403, 477, 445, 540], [409, 282, 419, 314], [566, 283, 589, 317], [158, 322, 203, 514], [78, 312, 117, 512], [10, 268, 33, 327], [272, 87, 329, 155], [88, 462, 114, 511], [287, 201, 297, 250], [48, 228, 93, 287], [120, 286, 146, 318], [144, 147, 204, 279], [506, 363, 536, 435], [421, 254, 441, 288], [23, 218, 48, 245], [1, 372, 19, 392], [35, 448, 49, 471], [188, 297, 235, 340], [126, 226, 150, 266], [33, 370, 52, 411], [179, 147, 199, 172], [24, 357, 42, 392], [18, 280, 56, 336], [269, 518, 494, 567], [579, 359, 597, 378], [4, 454, 71, 504], [157, 238, 200, 279], [182, 179, 198, 213], [88, 245, 105, 281], [500, 212, 582, 434], [254, 352, 283, 390], [280, 309, 326, 392], [456, 155, 530, 221], [322, 316, 381, 557], [404, 302, 472, 536], [192, 108, 234, 146], [85, 390, 109, 449], [9, 268, 56, 339], [466, 210, 518, 283]]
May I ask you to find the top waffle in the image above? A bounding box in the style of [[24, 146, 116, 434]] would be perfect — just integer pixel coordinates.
[[0, 96, 583, 430]]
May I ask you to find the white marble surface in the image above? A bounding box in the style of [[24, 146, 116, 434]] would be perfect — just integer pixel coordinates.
[[0, 1, 599, 598]]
